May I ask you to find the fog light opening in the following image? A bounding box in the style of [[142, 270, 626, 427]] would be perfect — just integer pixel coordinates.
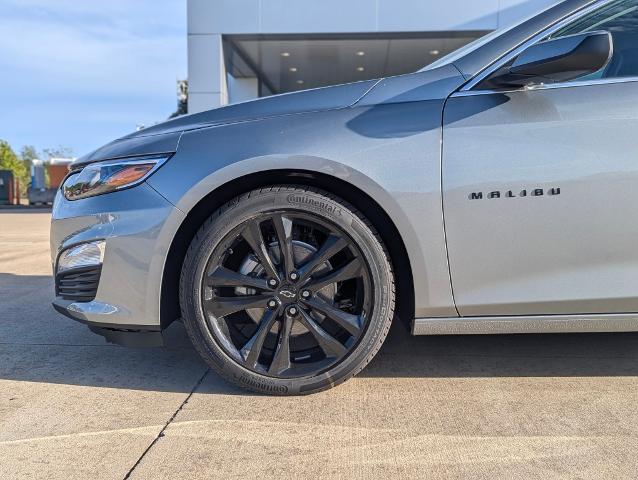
[[57, 241, 105, 274]]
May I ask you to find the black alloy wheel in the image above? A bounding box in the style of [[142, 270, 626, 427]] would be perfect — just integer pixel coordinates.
[[202, 210, 373, 378], [180, 186, 395, 395]]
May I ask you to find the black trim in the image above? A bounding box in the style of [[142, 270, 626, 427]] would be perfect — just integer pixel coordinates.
[[55, 265, 102, 302], [88, 326, 164, 348]]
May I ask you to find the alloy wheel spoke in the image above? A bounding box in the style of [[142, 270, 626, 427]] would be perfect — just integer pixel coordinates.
[[202, 209, 374, 379], [272, 213, 295, 279], [242, 219, 280, 281], [304, 296, 362, 337], [298, 309, 347, 358], [307, 257, 363, 291], [207, 266, 271, 291], [298, 234, 348, 282], [240, 308, 279, 369], [206, 294, 271, 318], [268, 313, 294, 375]]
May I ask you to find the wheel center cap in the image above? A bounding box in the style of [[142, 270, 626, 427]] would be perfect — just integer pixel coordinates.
[[277, 285, 297, 302]]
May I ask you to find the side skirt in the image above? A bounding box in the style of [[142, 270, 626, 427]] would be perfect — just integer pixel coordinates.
[[413, 313, 638, 335]]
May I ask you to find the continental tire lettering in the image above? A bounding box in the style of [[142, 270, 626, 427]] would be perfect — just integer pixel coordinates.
[[286, 194, 343, 216], [239, 375, 289, 394]]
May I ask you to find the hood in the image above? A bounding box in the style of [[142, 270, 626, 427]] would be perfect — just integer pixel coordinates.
[[76, 66, 465, 166], [124, 79, 380, 139], [75, 79, 378, 166]]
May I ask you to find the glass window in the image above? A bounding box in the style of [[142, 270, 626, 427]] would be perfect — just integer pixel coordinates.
[[548, 0, 638, 80]]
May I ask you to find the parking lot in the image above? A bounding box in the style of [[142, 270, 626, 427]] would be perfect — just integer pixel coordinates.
[[2, 211, 638, 479]]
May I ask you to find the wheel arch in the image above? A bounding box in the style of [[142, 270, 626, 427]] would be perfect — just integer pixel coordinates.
[[160, 169, 415, 332]]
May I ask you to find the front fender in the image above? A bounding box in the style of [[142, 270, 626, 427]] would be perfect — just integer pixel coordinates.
[[148, 99, 458, 318]]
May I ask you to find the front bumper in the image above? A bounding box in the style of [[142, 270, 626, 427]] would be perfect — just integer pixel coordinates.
[[52, 299, 164, 346], [51, 182, 186, 346]]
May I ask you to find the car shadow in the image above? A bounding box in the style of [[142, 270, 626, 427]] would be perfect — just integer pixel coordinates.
[[3, 273, 638, 396], [362, 322, 638, 379]]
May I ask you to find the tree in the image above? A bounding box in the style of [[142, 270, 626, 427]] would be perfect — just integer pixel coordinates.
[[20, 145, 39, 164], [43, 146, 74, 160], [0, 140, 29, 195], [20, 145, 39, 178], [169, 79, 188, 119]]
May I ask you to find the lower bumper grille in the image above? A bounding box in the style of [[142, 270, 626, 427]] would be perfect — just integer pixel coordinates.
[[55, 266, 102, 302]]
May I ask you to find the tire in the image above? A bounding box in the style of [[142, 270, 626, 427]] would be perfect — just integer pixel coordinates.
[[180, 186, 395, 395]]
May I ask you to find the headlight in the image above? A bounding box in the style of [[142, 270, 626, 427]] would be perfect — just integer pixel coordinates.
[[62, 154, 170, 201]]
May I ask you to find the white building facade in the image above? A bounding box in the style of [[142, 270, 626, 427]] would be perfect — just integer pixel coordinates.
[[187, 0, 559, 113]]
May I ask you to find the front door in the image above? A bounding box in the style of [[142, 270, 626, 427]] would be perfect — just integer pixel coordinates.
[[442, 0, 638, 317]]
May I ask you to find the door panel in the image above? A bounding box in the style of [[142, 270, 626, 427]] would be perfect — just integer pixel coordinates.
[[442, 80, 638, 316]]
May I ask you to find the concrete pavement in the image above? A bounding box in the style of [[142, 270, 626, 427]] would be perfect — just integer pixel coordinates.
[[2, 211, 638, 479]]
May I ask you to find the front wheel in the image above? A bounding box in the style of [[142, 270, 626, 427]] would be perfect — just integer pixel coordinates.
[[180, 186, 395, 395]]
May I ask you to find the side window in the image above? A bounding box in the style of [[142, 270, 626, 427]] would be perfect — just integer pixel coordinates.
[[548, 0, 638, 80]]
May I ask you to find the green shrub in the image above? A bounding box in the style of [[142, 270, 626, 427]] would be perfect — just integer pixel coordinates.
[[0, 140, 30, 196]]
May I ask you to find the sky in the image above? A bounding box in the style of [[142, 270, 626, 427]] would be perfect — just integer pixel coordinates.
[[0, 0, 186, 158]]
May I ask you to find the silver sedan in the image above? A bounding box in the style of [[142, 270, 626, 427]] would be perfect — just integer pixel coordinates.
[[52, 0, 638, 394]]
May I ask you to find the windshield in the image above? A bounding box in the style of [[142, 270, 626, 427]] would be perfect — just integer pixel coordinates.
[[420, 2, 569, 72]]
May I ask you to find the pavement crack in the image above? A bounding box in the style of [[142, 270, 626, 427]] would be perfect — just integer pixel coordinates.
[[122, 368, 209, 480]]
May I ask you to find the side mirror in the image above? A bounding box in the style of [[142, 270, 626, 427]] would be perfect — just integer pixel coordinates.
[[482, 31, 613, 89]]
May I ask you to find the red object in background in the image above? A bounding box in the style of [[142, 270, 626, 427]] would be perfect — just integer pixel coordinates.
[[47, 165, 70, 189], [15, 178, 20, 205]]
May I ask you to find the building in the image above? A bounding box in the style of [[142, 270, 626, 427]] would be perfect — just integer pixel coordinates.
[[187, 0, 558, 114]]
